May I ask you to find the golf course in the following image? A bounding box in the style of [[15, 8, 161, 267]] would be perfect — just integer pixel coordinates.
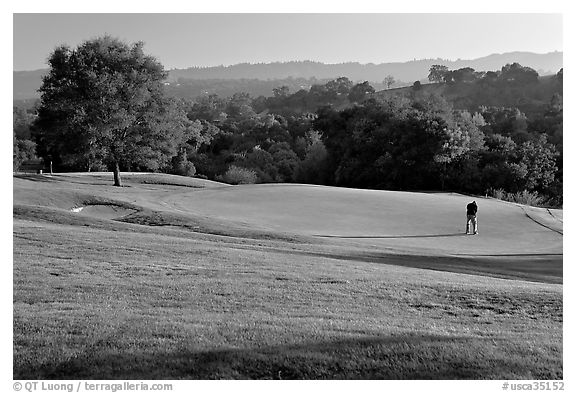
[[13, 172, 563, 379]]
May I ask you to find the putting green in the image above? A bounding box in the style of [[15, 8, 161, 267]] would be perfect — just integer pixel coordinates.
[[13, 174, 563, 259], [163, 183, 562, 257]]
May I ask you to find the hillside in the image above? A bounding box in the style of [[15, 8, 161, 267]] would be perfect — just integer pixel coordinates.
[[167, 52, 562, 82], [13, 51, 563, 101], [377, 73, 562, 115], [14, 173, 562, 282], [13, 173, 563, 378]]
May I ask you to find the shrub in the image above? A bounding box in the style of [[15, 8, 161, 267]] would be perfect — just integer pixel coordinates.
[[489, 188, 507, 201], [220, 165, 257, 185], [13, 136, 37, 172], [171, 151, 196, 177], [296, 141, 329, 184], [488, 188, 546, 207], [510, 190, 544, 206]]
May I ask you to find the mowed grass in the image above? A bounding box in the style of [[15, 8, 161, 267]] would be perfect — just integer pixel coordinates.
[[13, 174, 563, 379]]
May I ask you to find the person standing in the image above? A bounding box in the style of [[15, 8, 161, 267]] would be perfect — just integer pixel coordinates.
[[466, 201, 478, 235]]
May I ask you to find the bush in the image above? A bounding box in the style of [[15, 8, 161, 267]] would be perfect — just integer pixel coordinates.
[[295, 141, 329, 184], [171, 151, 196, 177], [13, 136, 37, 172], [488, 188, 545, 207], [489, 188, 507, 201], [219, 165, 257, 185], [510, 190, 544, 206]]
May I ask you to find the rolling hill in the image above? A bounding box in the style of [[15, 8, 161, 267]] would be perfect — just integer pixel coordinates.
[[13, 51, 563, 101], [166, 52, 562, 82], [13, 172, 562, 378]]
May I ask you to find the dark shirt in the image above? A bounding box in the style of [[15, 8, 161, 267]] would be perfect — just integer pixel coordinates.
[[467, 203, 477, 216]]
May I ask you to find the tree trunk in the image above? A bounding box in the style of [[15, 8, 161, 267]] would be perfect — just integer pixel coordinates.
[[113, 161, 122, 187], [440, 162, 447, 191]]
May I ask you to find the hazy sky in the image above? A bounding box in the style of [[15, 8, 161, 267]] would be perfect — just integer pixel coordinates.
[[13, 13, 563, 71]]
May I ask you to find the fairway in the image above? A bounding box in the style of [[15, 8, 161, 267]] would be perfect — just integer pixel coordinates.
[[13, 173, 563, 379]]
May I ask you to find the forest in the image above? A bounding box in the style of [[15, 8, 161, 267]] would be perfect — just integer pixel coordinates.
[[13, 43, 563, 207]]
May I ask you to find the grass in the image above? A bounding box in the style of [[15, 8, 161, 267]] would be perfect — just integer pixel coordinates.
[[13, 173, 563, 379]]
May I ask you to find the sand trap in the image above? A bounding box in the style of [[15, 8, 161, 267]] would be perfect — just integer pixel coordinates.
[[70, 204, 137, 219]]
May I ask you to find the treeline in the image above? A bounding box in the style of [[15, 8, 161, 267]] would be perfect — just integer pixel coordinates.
[[168, 61, 413, 83], [314, 98, 560, 201], [165, 77, 328, 100], [164, 52, 562, 85], [427, 63, 563, 119], [15, 53, 563, 206], [164, 77, 397, 101]]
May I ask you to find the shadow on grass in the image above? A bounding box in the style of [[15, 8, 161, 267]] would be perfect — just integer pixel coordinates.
[[356, 253, 563, 285], [14, 173, 114, 187], [317, 233, 467, 239], [266, 248, 563, 284], [14, 334, 562, 380], [13, 174, 61, 183]]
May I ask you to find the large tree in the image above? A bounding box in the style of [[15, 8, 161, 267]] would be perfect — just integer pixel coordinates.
[[428, 65, 450, 83], [348, 81, 375, 103], [33, 35, 188, 186]]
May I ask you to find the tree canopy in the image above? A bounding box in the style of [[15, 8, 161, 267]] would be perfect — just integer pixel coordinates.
[[33, 35, 189, 186]]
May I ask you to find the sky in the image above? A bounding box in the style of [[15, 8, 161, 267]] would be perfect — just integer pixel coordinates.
[[13, 13, 563, 71]]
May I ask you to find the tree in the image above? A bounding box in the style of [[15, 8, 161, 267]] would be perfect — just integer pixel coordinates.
[[237, 148, 277, 182], [325, 77, 353, 95], [428, 65, 450, 83], [314, 98, 456, 189], [33, 36, 188, 186], [13, 132, 38, 172], [556, 68, 563, 85], [348, 81, 375, 103], [268, 142, 300, 182], [296, 138, 329, 184], [450, 67, 477, 83], [384, 75, 396, 89], [273, 85, 290, 98], [187, 94, 227, 122], [13, 107, 36, 140], [224, 93, 258, 129], [516, 134, 558, 191], [499, 63, 539, 85], [170, 148, 196, 176]]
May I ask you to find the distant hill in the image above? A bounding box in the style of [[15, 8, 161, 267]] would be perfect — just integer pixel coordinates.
[[13, 51, 563, 101], [167, 52, 562, 83]]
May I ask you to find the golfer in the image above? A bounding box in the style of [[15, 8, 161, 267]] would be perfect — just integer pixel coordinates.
[[466, 201, 478, 235]]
